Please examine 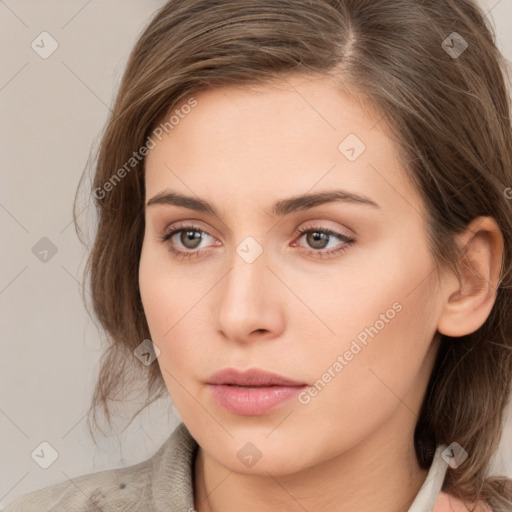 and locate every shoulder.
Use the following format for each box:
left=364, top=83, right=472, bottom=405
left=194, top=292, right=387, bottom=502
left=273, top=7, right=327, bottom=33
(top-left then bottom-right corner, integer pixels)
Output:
left=3, top=423, right=197, bottom=512
left=3, top=453, right=155, bottom=512
left=433, top=490, right=493, bottom=512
